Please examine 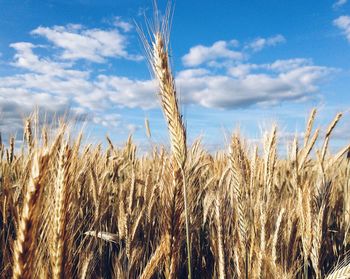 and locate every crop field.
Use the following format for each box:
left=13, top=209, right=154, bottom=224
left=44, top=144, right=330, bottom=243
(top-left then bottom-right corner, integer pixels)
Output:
left=1, top=3, right=350, bottom=279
